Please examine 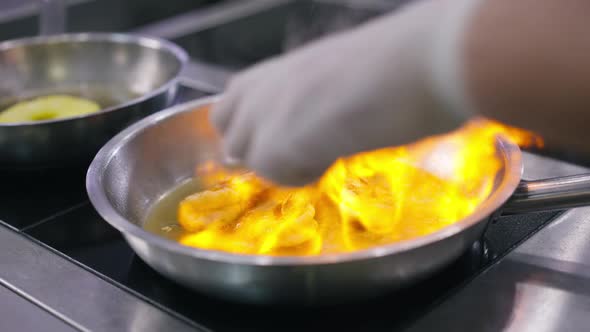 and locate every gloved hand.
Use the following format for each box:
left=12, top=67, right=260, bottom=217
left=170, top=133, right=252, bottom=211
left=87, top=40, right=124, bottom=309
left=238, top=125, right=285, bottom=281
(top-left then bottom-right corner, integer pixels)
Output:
left=211, top=0, right=477, bottom=186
